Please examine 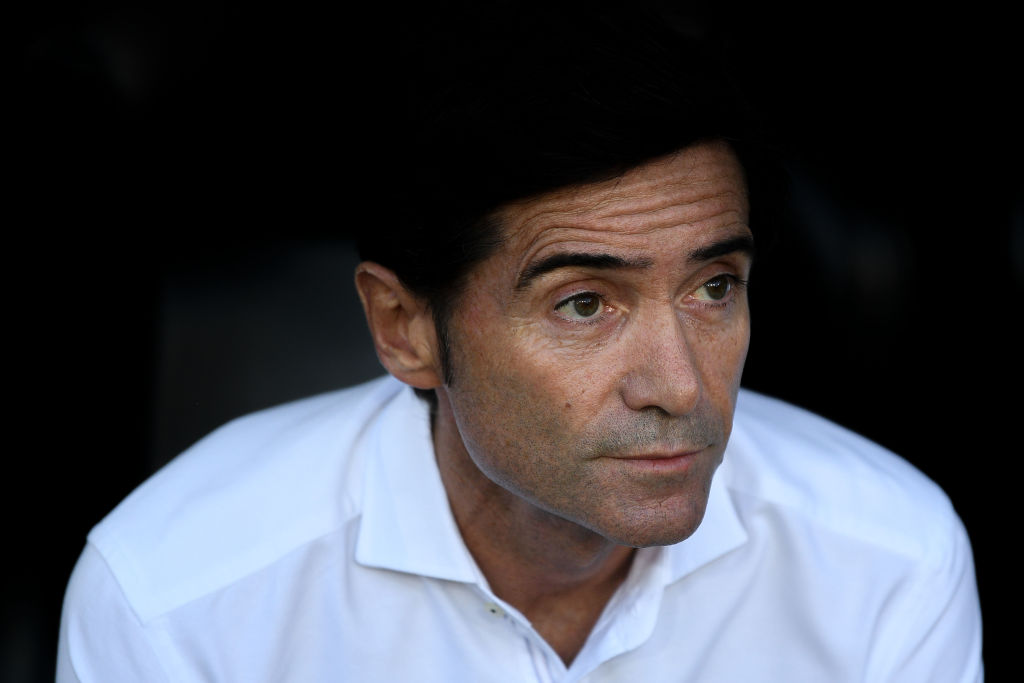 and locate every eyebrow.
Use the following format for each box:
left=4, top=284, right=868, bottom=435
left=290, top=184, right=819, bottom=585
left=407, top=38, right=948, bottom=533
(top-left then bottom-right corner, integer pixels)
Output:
left=514, top=233, right=756, bottom=290
left=515, top=253, right=654, bottom=290
left=688, top=234, right=756, bottom=264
